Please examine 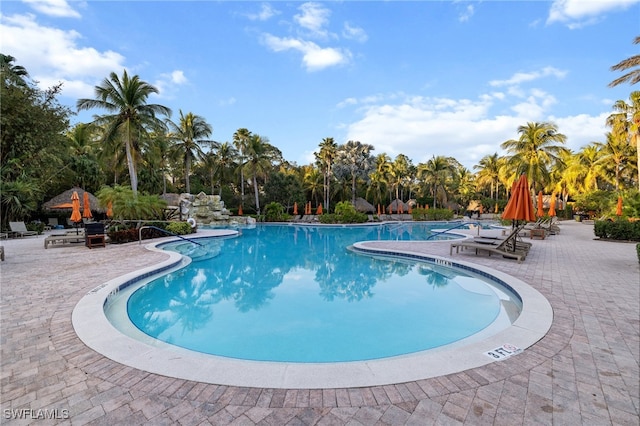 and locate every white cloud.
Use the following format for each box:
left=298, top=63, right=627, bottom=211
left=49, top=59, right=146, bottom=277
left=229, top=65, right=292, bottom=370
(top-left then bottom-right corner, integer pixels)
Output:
left=261, top=33, right=351, bottom=71
left=342, top=86, right=610, bottom=169
left=458, top=4, right=475, bottom=22
left=23, top=0, right=81, bottom=18
left=547, top=0, right=640, bottom=27
left=489, top=67, right=567, bottom=87
left=246, top=3, right=278, bottom=21
left=342, top=22, right=368, bottom=43
left=0, top=13, right=125, bottom=98
left=154, top=70, right=188, bottom=99
left=294, top=2, right=331, bottom=39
